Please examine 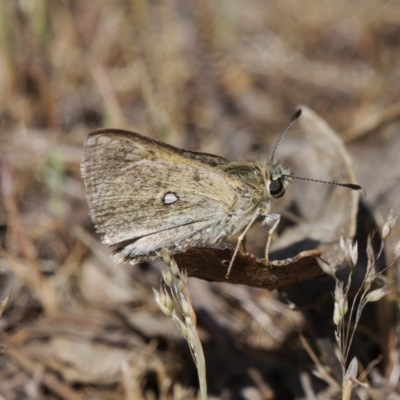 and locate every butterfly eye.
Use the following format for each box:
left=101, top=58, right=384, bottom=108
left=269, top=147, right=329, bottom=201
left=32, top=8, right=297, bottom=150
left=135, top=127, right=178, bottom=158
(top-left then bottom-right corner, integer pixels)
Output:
left=269, top=178, right=285, bottom=198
